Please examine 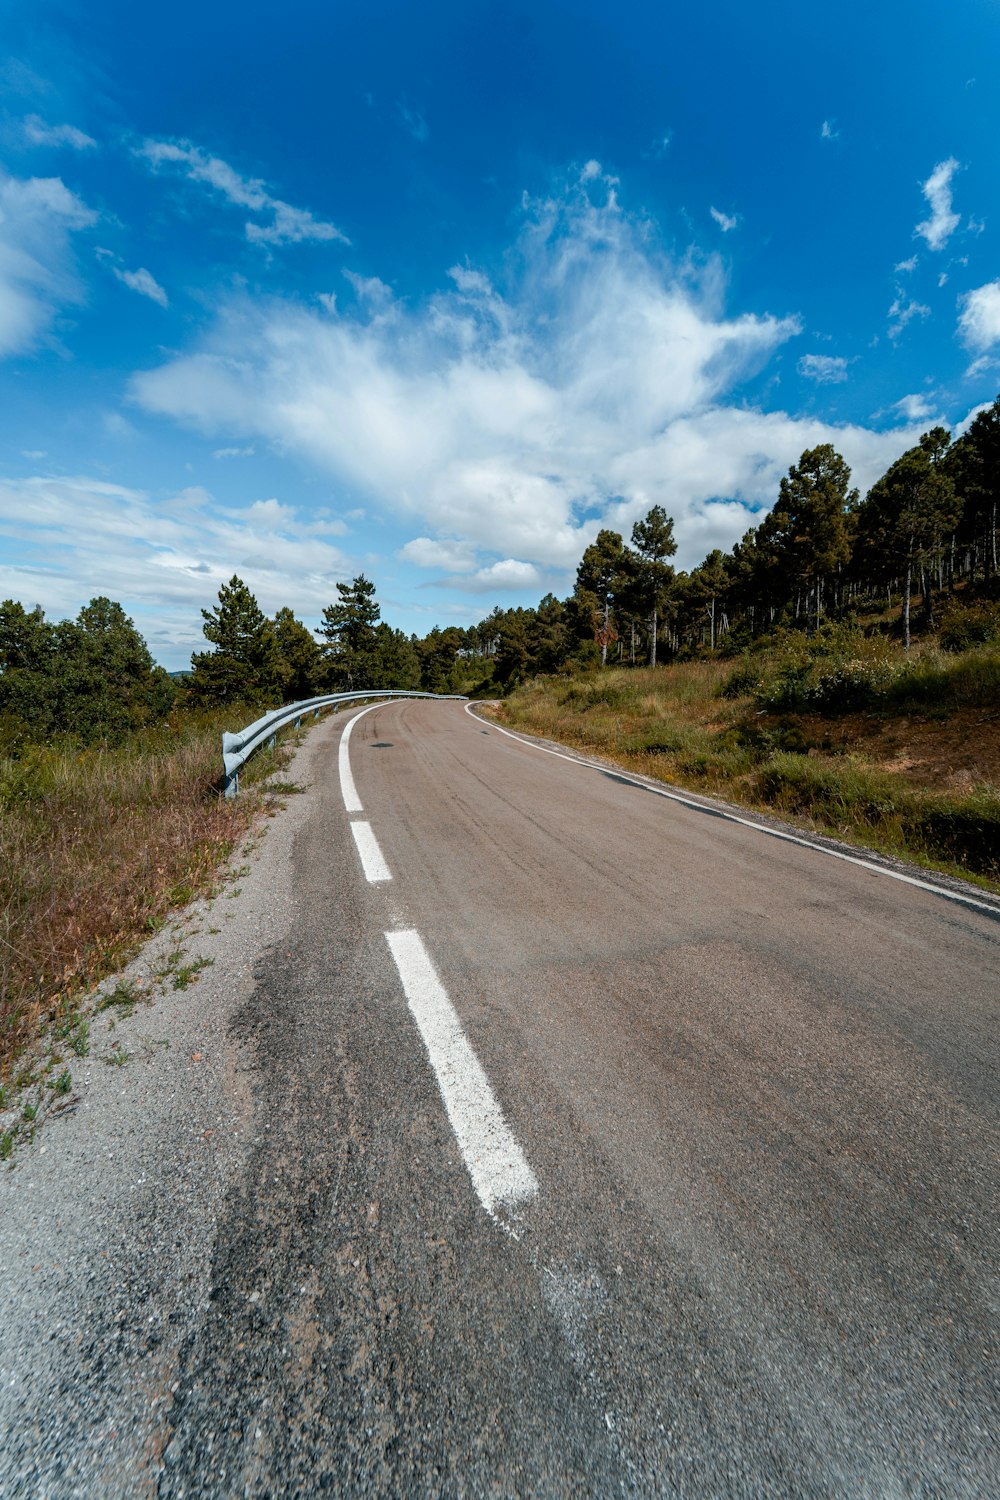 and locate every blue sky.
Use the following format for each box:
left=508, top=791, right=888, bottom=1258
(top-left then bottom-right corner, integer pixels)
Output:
left=1, top=0, right=998, bottom=668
